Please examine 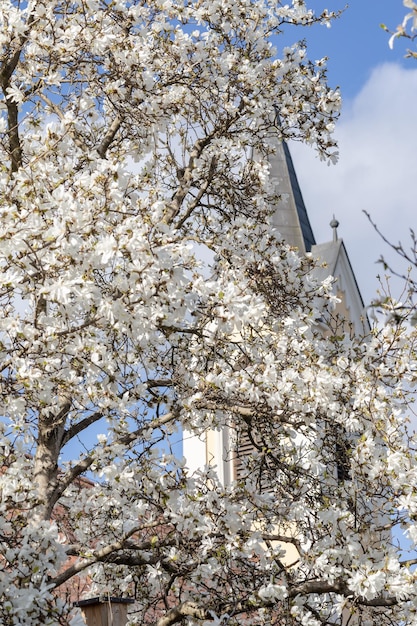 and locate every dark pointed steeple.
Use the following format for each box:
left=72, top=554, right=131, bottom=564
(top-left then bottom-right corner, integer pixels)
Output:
left=269, top=140, right=316, bottom=253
